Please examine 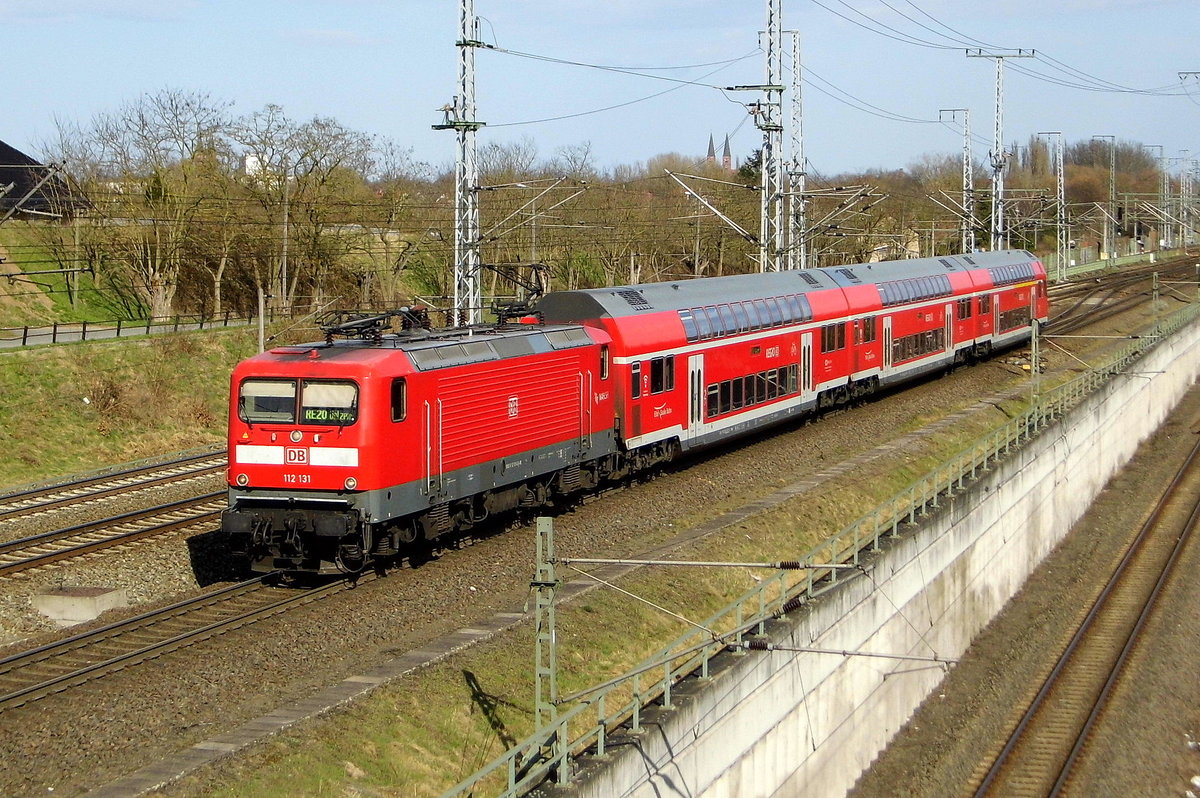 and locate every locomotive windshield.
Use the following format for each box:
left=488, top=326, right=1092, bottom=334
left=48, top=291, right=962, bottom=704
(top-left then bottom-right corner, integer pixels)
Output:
left=300, top=380, right=358, bottom=426
left=239, top=379, right=297, bottom=423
